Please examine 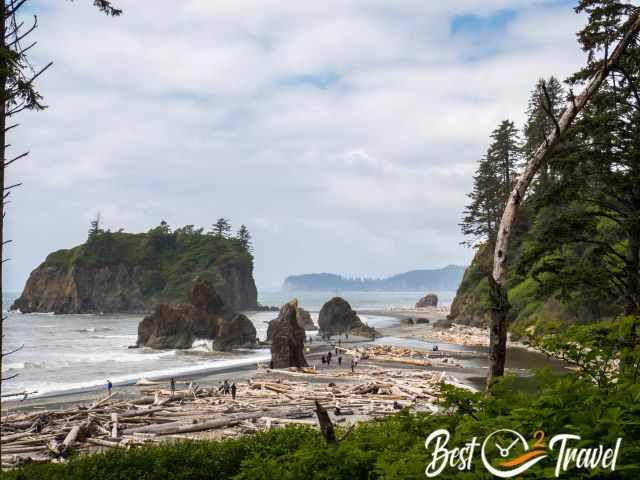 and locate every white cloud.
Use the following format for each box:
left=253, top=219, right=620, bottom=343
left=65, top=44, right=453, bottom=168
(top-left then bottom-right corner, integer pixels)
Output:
left=4, top=0, right=588, bottom=290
